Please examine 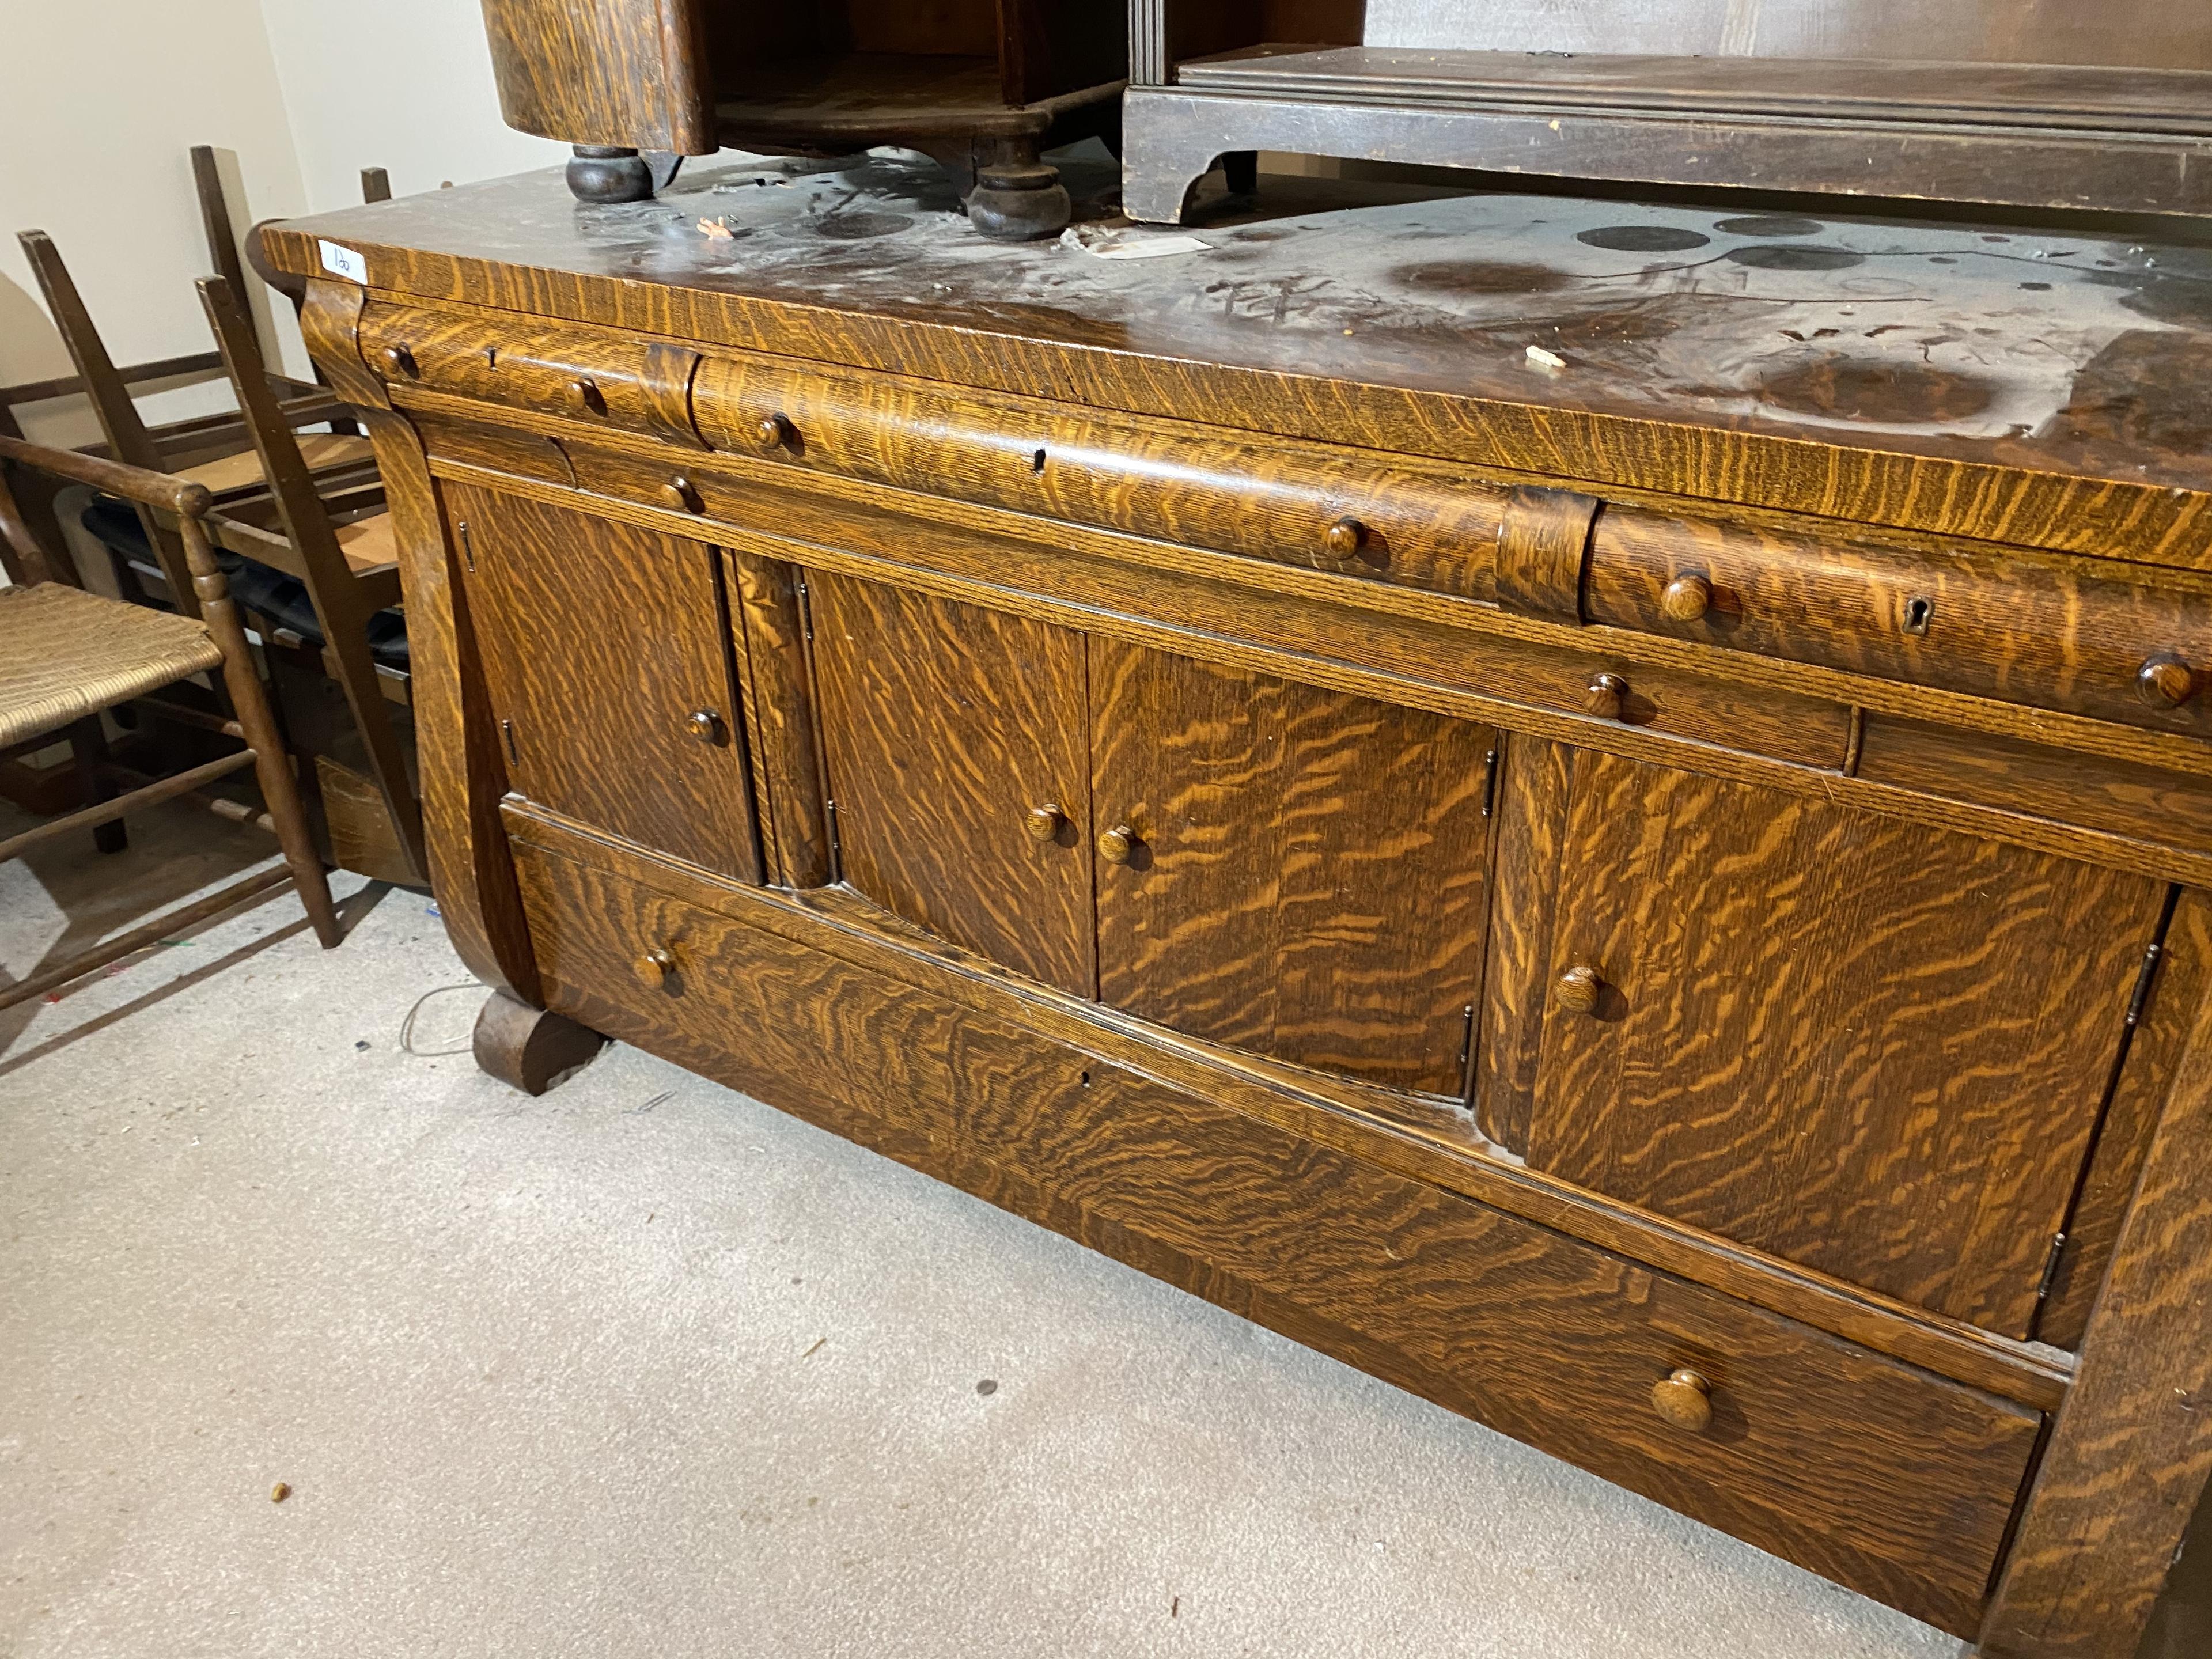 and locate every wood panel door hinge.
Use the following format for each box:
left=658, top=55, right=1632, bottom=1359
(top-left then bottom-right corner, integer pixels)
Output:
left=1479, top=745, right=1501, bottom=817
left=2037, top=1231, right=2069, bottom=1302
left=2124, top=940, right=2165, bottom=1032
